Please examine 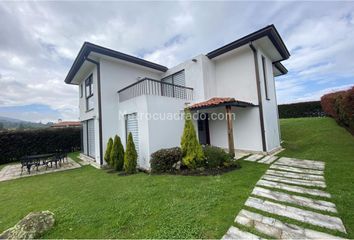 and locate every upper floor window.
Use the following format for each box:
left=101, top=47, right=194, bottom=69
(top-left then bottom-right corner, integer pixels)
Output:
left=161, top=70, right=185, bottom=86
left=261, top=56, right=270, bottom=100
left=80, top=83, right=83, bottom=98
left=85, top=75, right=94, bottom=111
left=161, top=70, right=186, bottom=98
